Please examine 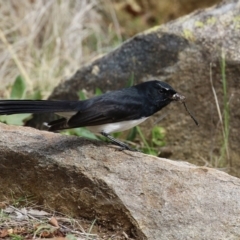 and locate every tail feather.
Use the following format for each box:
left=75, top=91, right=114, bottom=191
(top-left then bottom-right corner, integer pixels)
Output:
left=47, top=118, right=69, bottom=132
left=0, top=100, right=80, bottom=115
